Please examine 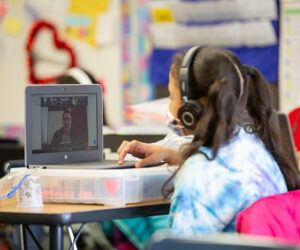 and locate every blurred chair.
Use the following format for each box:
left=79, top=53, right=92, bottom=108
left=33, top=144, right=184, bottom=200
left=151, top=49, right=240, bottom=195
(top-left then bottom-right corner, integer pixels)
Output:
left=0, top=139, right=24, bottom=177
left=3, top=159, right=25, bottom=175
left=147, top=233, right=297, bottom=250
left=236, top=113, right=300, bottom=244
left=236, top=190, right=300, bottom=246
left=0, top=138, right=19, bottom=145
